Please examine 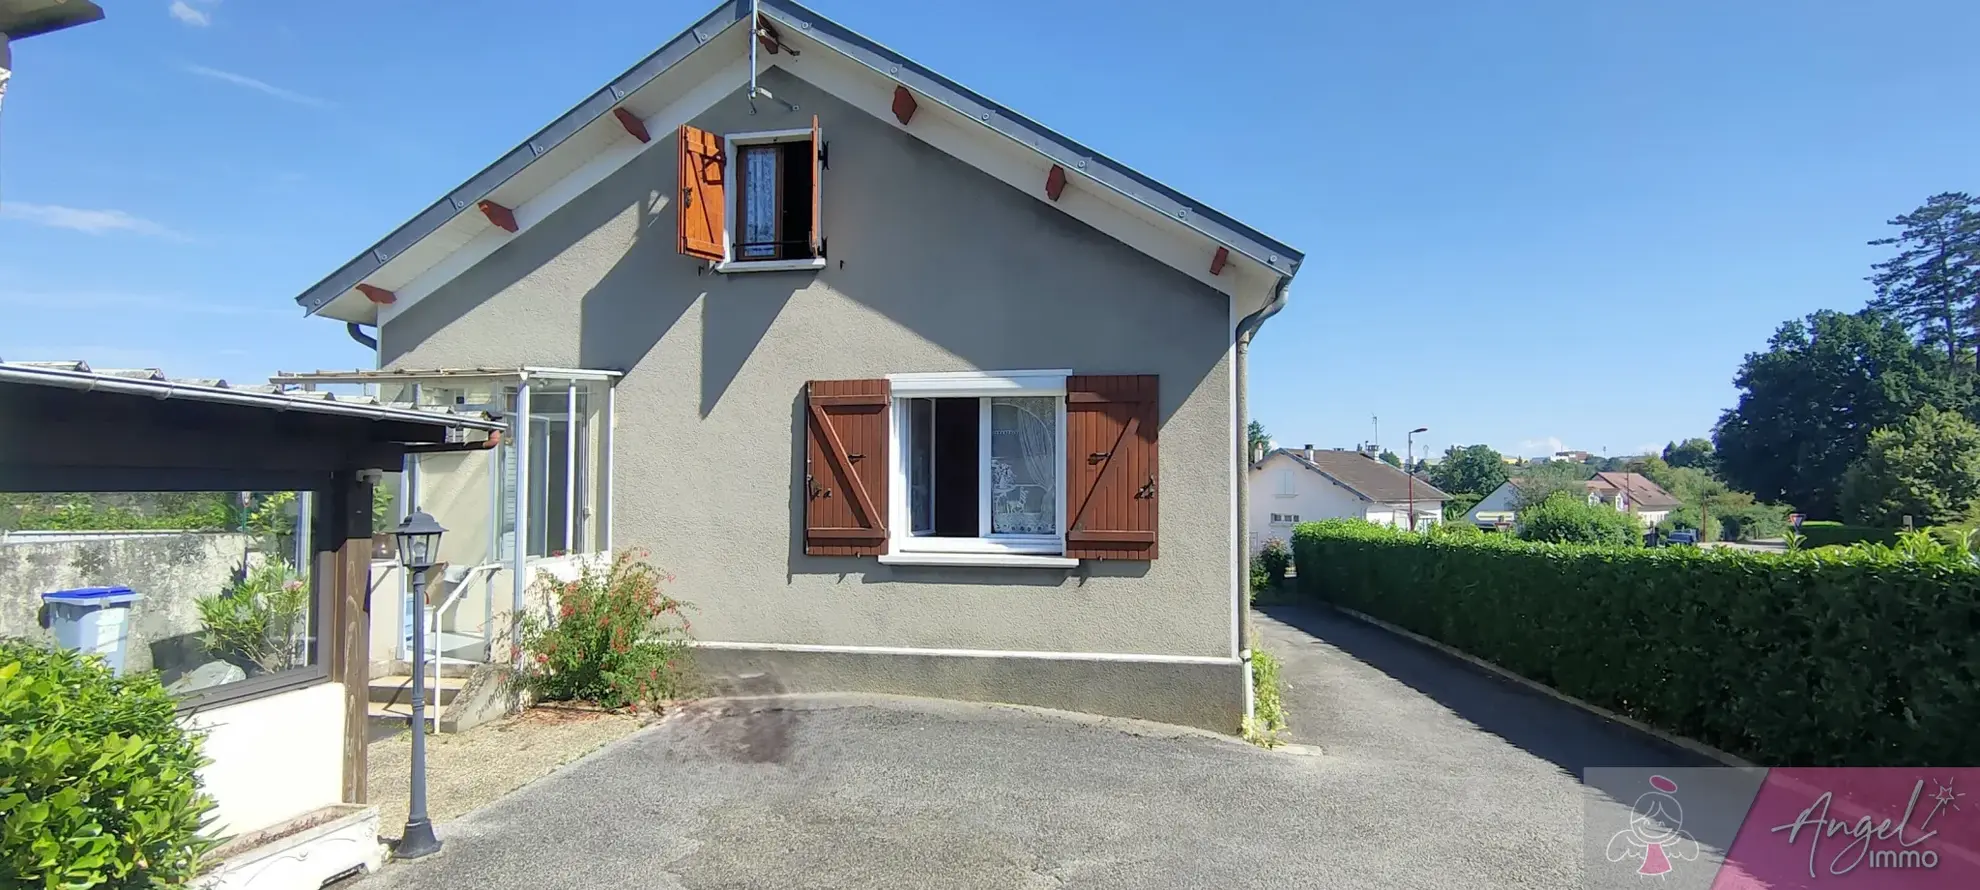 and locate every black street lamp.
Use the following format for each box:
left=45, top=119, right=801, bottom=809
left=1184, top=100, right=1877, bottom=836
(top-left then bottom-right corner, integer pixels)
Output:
left=393, top=510, right=446, bottom=860
left=1407, top=427, right=1429, bottom=531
